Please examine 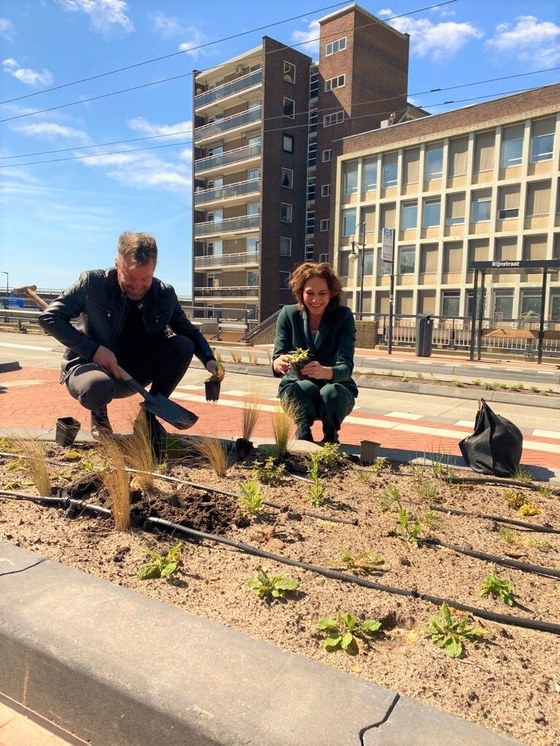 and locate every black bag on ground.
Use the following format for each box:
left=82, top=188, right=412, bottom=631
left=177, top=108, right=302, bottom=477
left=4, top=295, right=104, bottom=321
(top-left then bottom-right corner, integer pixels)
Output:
left=459, top=398, right=523, bottom=477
